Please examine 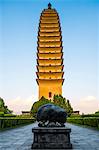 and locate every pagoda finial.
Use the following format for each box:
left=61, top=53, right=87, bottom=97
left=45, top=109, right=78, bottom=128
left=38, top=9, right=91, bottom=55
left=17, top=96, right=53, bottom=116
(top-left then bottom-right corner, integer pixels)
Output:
left=48, top=3, right=52, bottom=9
